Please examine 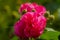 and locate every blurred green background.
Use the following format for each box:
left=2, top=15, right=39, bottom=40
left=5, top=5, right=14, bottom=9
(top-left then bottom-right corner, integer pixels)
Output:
left=0, top=0, right=60, bottom=40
